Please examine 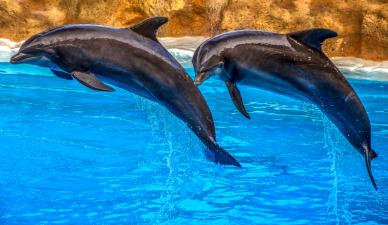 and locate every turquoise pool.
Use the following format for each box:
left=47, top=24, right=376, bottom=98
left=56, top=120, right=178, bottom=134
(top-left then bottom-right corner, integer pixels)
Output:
left=0, top=54, right=387, bottom=224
